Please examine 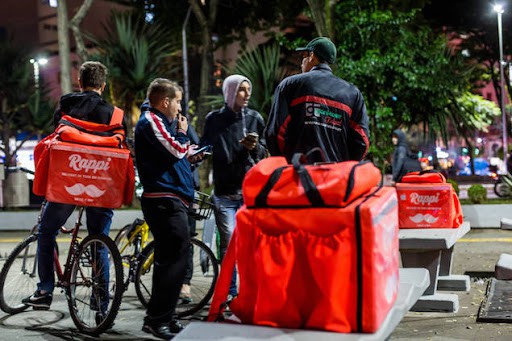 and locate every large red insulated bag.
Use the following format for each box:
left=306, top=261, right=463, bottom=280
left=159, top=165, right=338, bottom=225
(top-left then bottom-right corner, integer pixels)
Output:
left=397, top=170, right=463, bottom=228
left=208, top=155, right=400, bottom=333
left=33, top=107, right=134, bottom=208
